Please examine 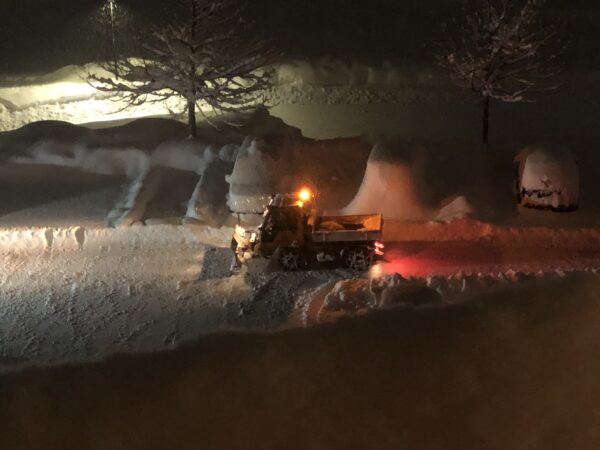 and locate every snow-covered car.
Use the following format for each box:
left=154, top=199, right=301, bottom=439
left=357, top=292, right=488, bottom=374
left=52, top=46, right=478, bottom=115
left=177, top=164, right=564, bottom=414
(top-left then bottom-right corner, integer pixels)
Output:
left=515, top=145, right=579, bottom=211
